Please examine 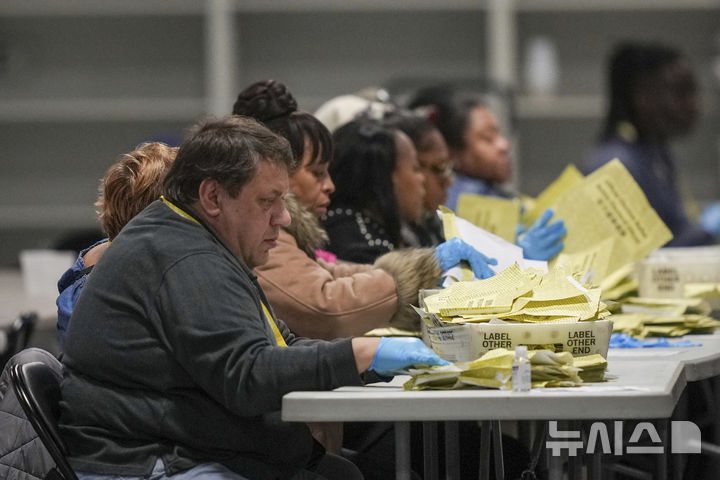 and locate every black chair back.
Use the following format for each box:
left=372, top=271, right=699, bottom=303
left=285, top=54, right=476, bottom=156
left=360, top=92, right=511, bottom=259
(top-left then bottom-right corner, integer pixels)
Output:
left=10, top=358, right=78, bottom=480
